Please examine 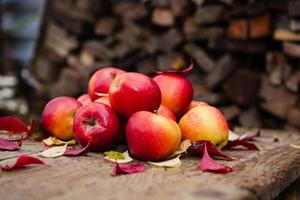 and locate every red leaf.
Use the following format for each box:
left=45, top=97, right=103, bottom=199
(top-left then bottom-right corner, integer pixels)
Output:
left=0, top=117, right=29, bottom=133
left=63, top=140, right=90, bottom=156
left=200, top=142, right=232, bottom=173
left=112, top=163, right=146, bottom=176
left=188, top=140, right=233, bottom=161
left=1, top=155, right=46, bottom=171
left=0, top=138, right=22, bottom=151
left=225, top=140, right=259, bottom=151
left=154, top=58, right=194, bottom=76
